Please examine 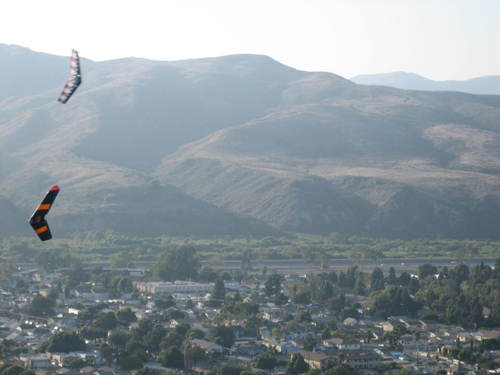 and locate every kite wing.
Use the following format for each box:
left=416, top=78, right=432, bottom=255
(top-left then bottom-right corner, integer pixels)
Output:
left=29, top=185, right=60, bottom=241
left=57, top=50, right=81, bottom=104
